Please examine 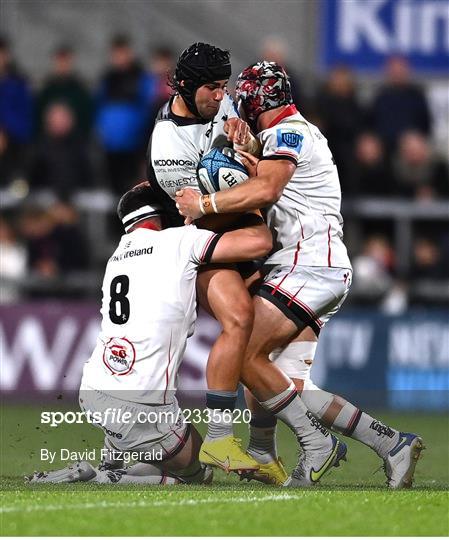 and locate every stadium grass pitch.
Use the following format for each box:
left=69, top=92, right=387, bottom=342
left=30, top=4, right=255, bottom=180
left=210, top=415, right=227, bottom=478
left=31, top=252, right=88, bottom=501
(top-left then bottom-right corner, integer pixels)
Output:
left=1, top=406, right=448, bottom=536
